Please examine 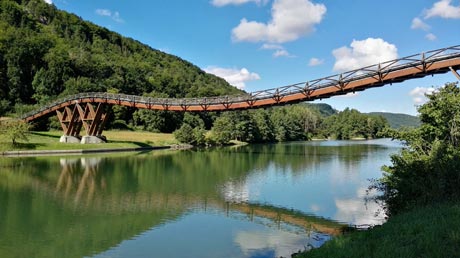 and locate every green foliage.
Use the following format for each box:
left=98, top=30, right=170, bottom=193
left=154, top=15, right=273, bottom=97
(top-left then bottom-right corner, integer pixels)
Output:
left=210, top=114, right=234, bottom=145
left=207, top=105, right=389, bottom=145
left=183, top=113, right=205, bottom=129
left=0, top=0, right=240, bottom=130
left=133, top=109, right=182, bottom=133
left=209, top=105, right=325, bottom=145
left=174, top=123, right=195, bottom=144
left=375, top=82, right=460, bottom=216
left=251, top=109, right=275, bottom=142
left=173, top=113, right=207, bottom=146
left=0, top=99, right=10, bottom=116
left=321, top=108, right=389, bottom=140
left=0, top=119, right=30, bottom=145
